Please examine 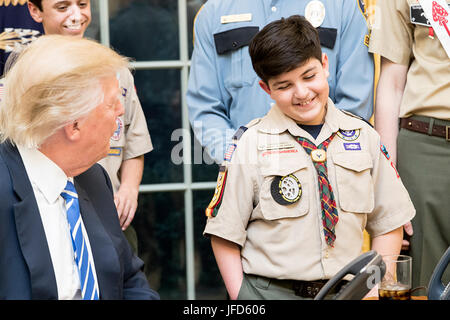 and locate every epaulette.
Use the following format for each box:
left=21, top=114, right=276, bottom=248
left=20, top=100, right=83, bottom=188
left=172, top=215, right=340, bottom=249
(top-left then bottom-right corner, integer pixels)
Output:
left=205, top=118, right=261, bottom=218
left=340, top=109, right=374, bottom=128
